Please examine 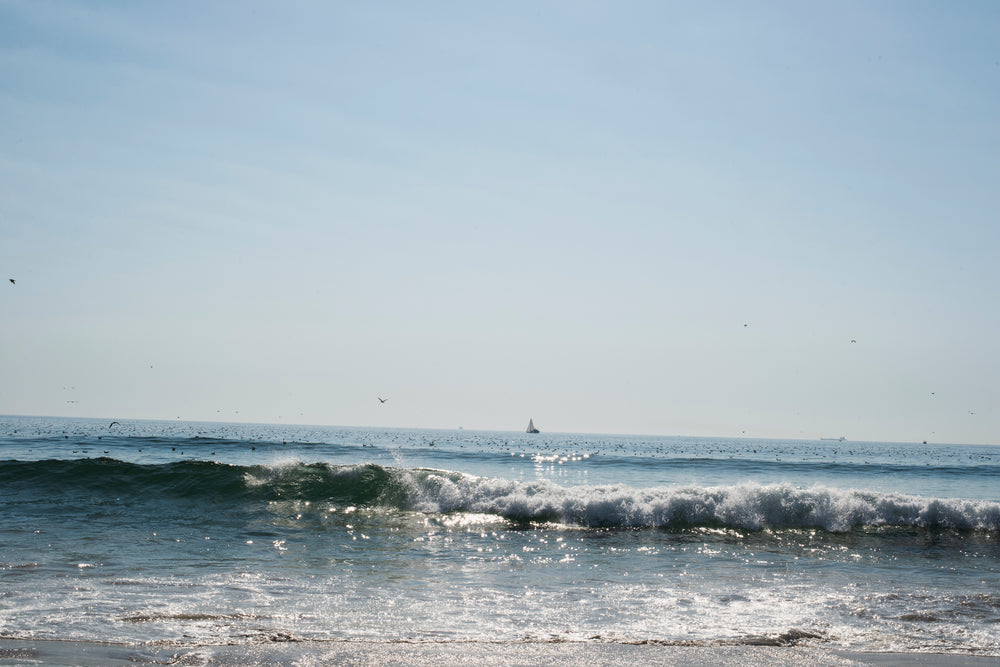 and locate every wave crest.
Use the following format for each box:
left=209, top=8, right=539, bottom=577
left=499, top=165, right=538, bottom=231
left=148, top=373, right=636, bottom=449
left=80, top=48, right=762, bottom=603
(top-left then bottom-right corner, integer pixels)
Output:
left=400, top=472, right=1000, bottom=531
left=3, top=458, right=997, bottom=532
